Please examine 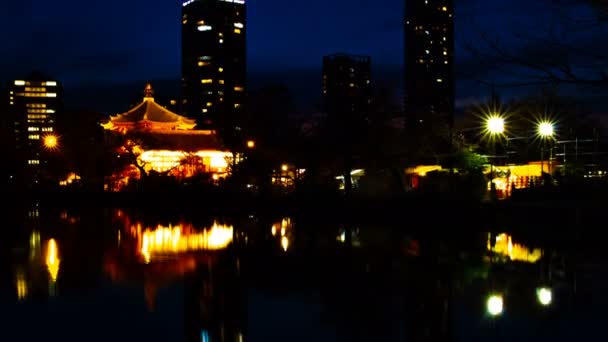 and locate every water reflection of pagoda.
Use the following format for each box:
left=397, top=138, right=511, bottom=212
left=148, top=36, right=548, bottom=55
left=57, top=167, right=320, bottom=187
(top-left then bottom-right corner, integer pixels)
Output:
left=104, top=211, right=247, bottom=341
